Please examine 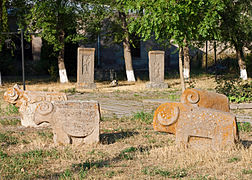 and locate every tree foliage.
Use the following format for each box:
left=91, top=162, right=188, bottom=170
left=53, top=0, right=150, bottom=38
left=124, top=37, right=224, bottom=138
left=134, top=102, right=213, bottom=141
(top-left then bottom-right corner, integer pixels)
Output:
left=0, top=0, right=8, bottom=50
left=26, top=0, right=84, bottom=52
left=121, top=0, right=225, bottom=47
left=218, top=0, right=252, bottom=51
